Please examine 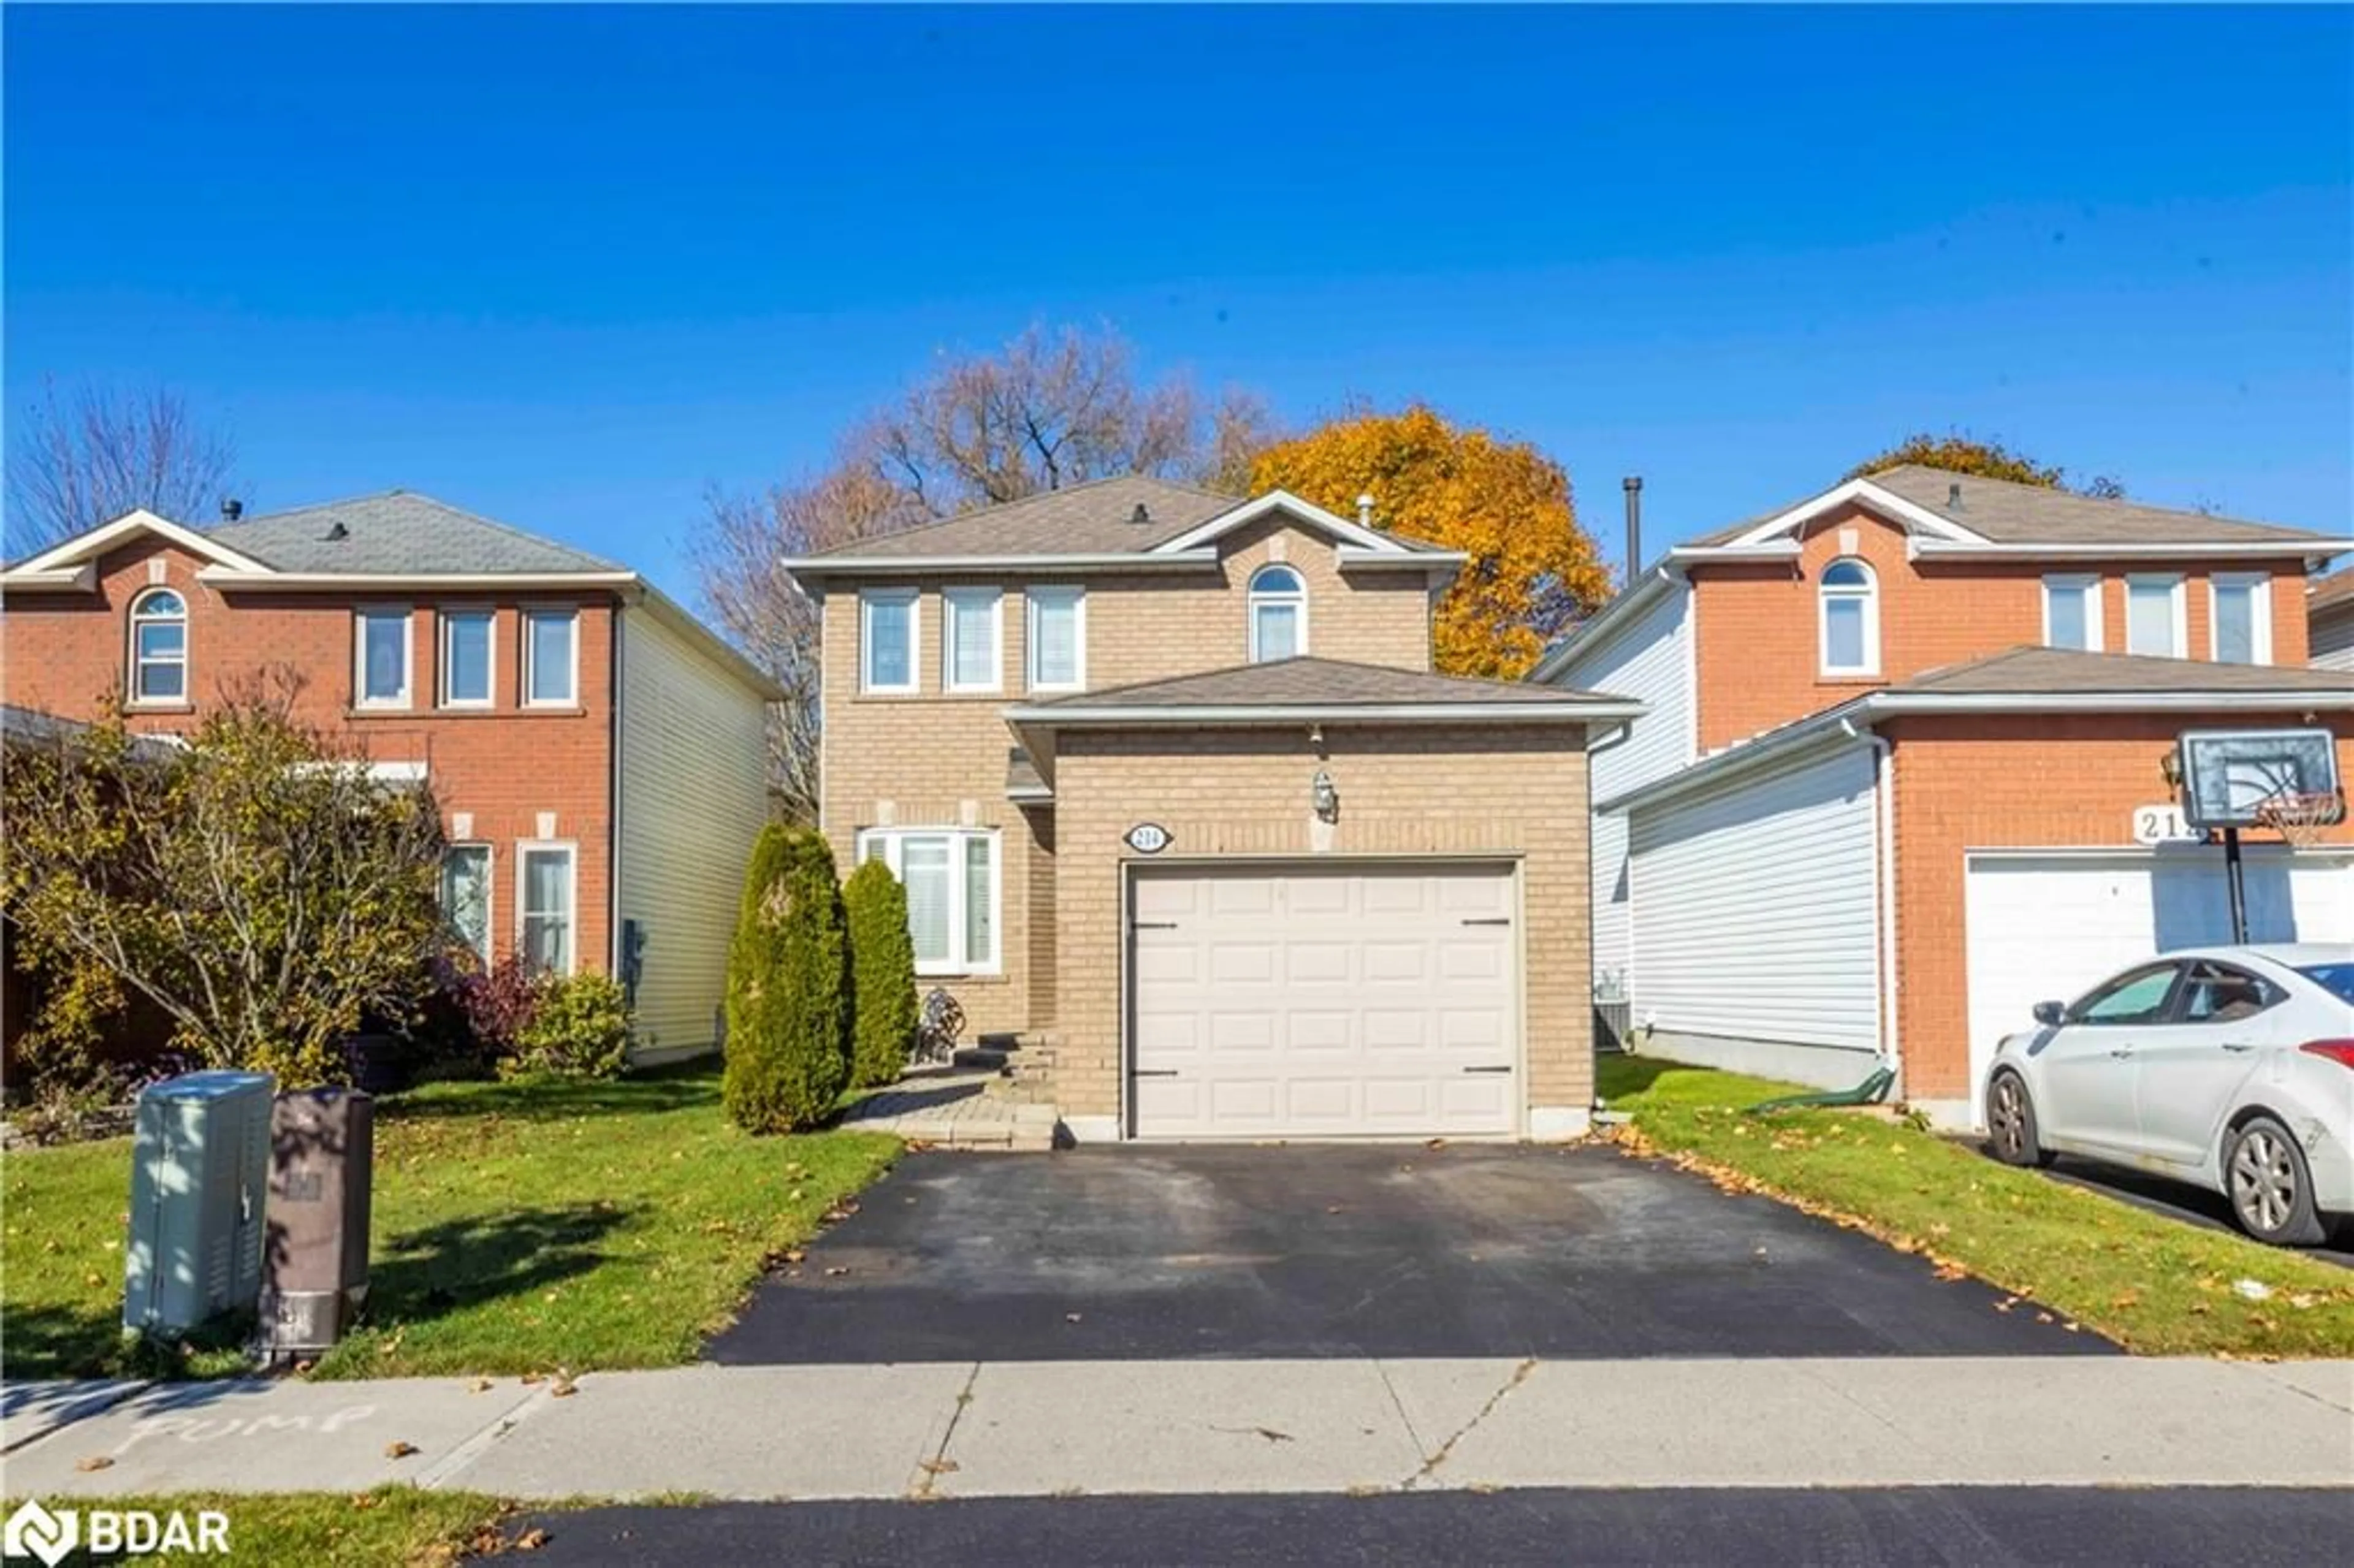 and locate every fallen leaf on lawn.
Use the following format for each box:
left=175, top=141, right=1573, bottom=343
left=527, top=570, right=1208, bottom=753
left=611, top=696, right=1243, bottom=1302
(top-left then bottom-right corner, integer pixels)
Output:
left=782, top=1250, right=805, bottom=1265
left=1932, top=1263, right=1968, bottom=1282
left=76, top=1455, right=113, bottom=1472
left=470, top=1377, right=494, bottom=1393
left=550, top=1377, right=577, bottom=1398
left=2109, top=1290, right=2141, bottom=1310
left=2288, top=1292, right=2319, bottom=1310
left=512, top=1528, right=549, bottom=1551
left=385, top=1441, right=419, bottom=1460
left=520, top=1372, right=546, bottom=1385
left=351, top=1494, right=377, bottom=1510
left=2232, top=1279, right=2274, bottom=1302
